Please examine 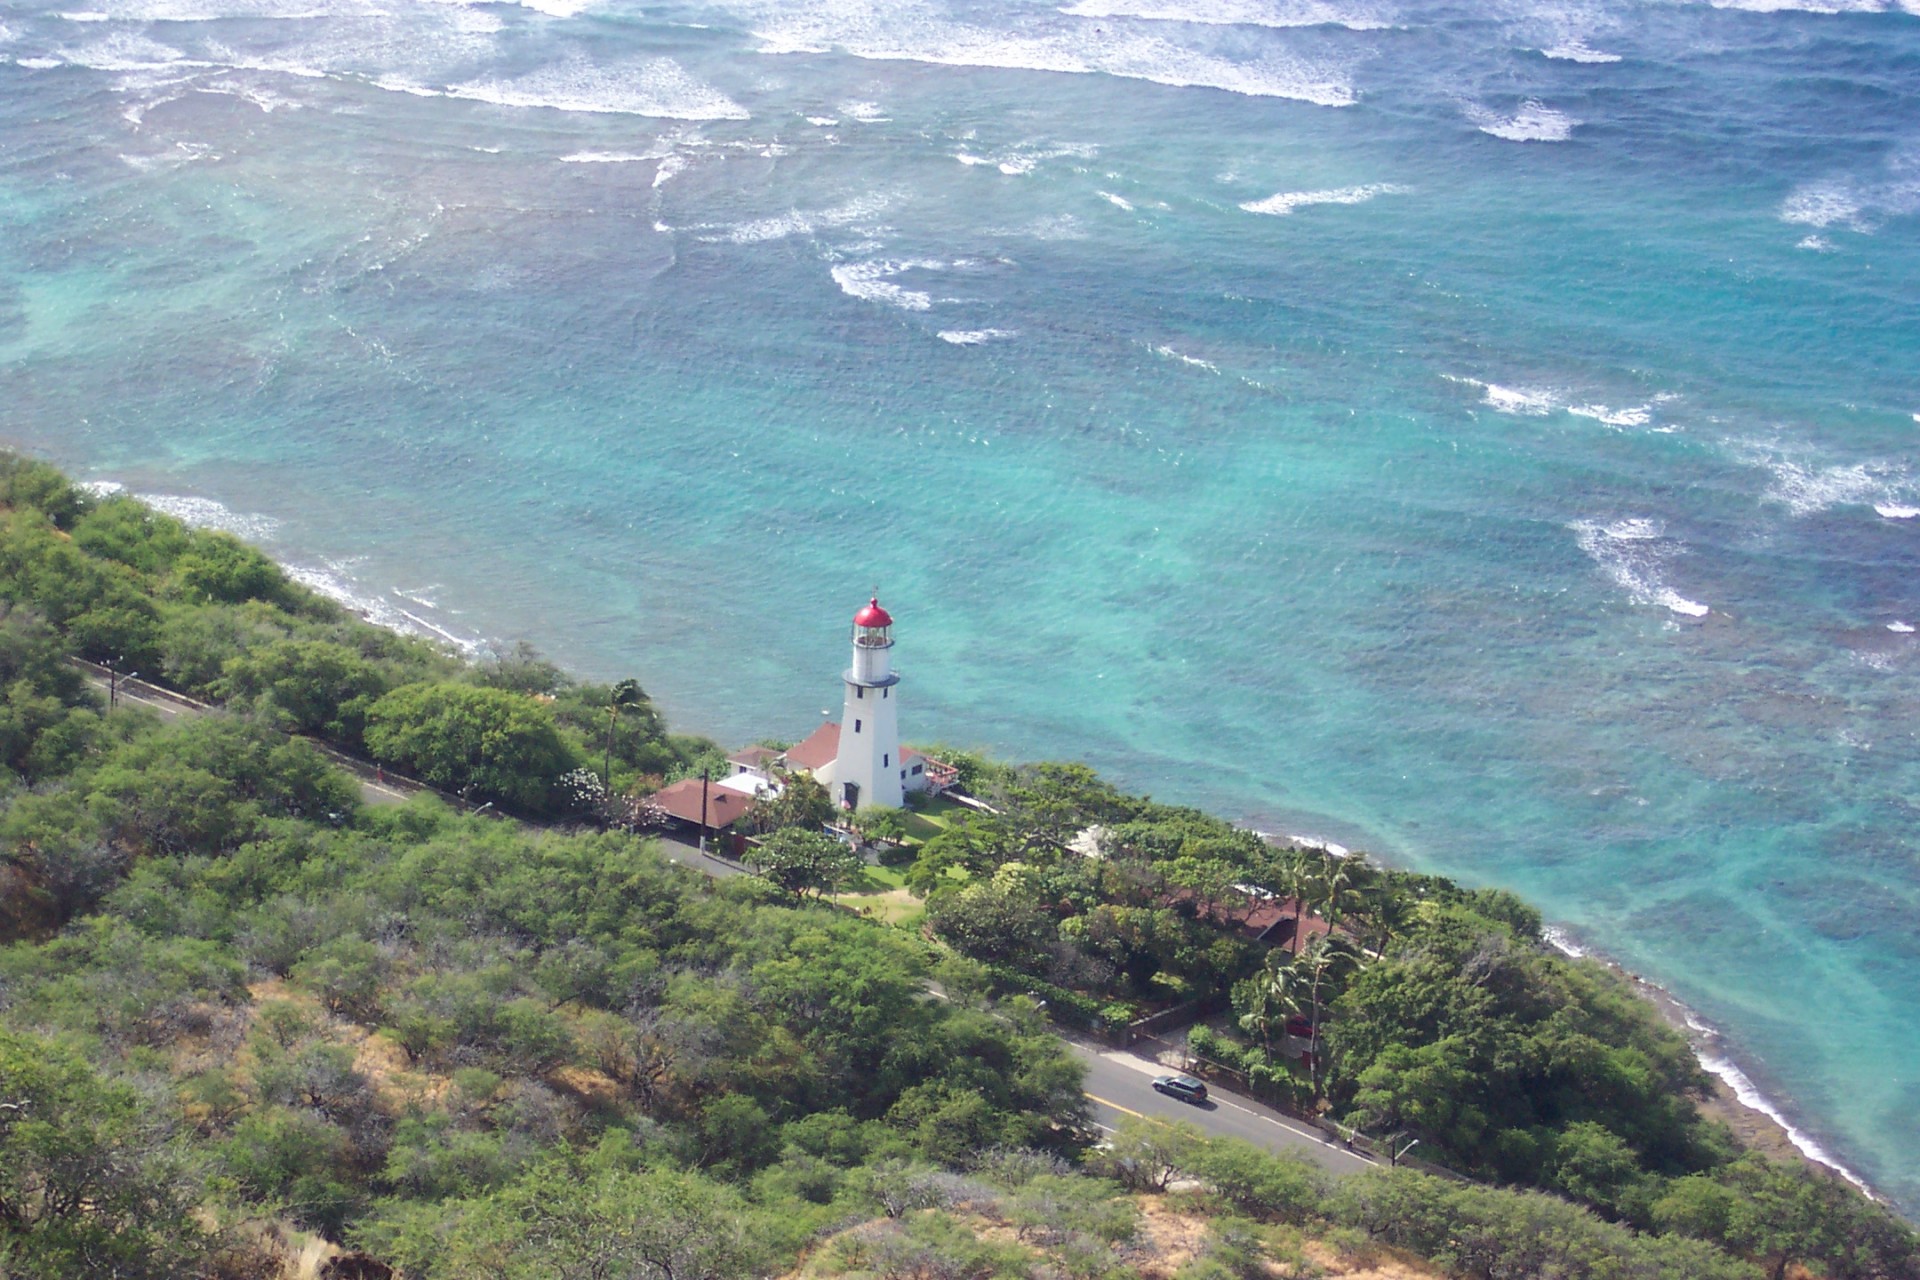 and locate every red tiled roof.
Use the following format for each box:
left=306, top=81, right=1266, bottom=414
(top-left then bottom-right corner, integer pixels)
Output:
left=1166, top=888, right=1333, bottom=947
left=650, top=777, right=755, bottom=829
left=785, top=722, right=841, bottom=772
left=727, top=745, right=781, bottom=767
